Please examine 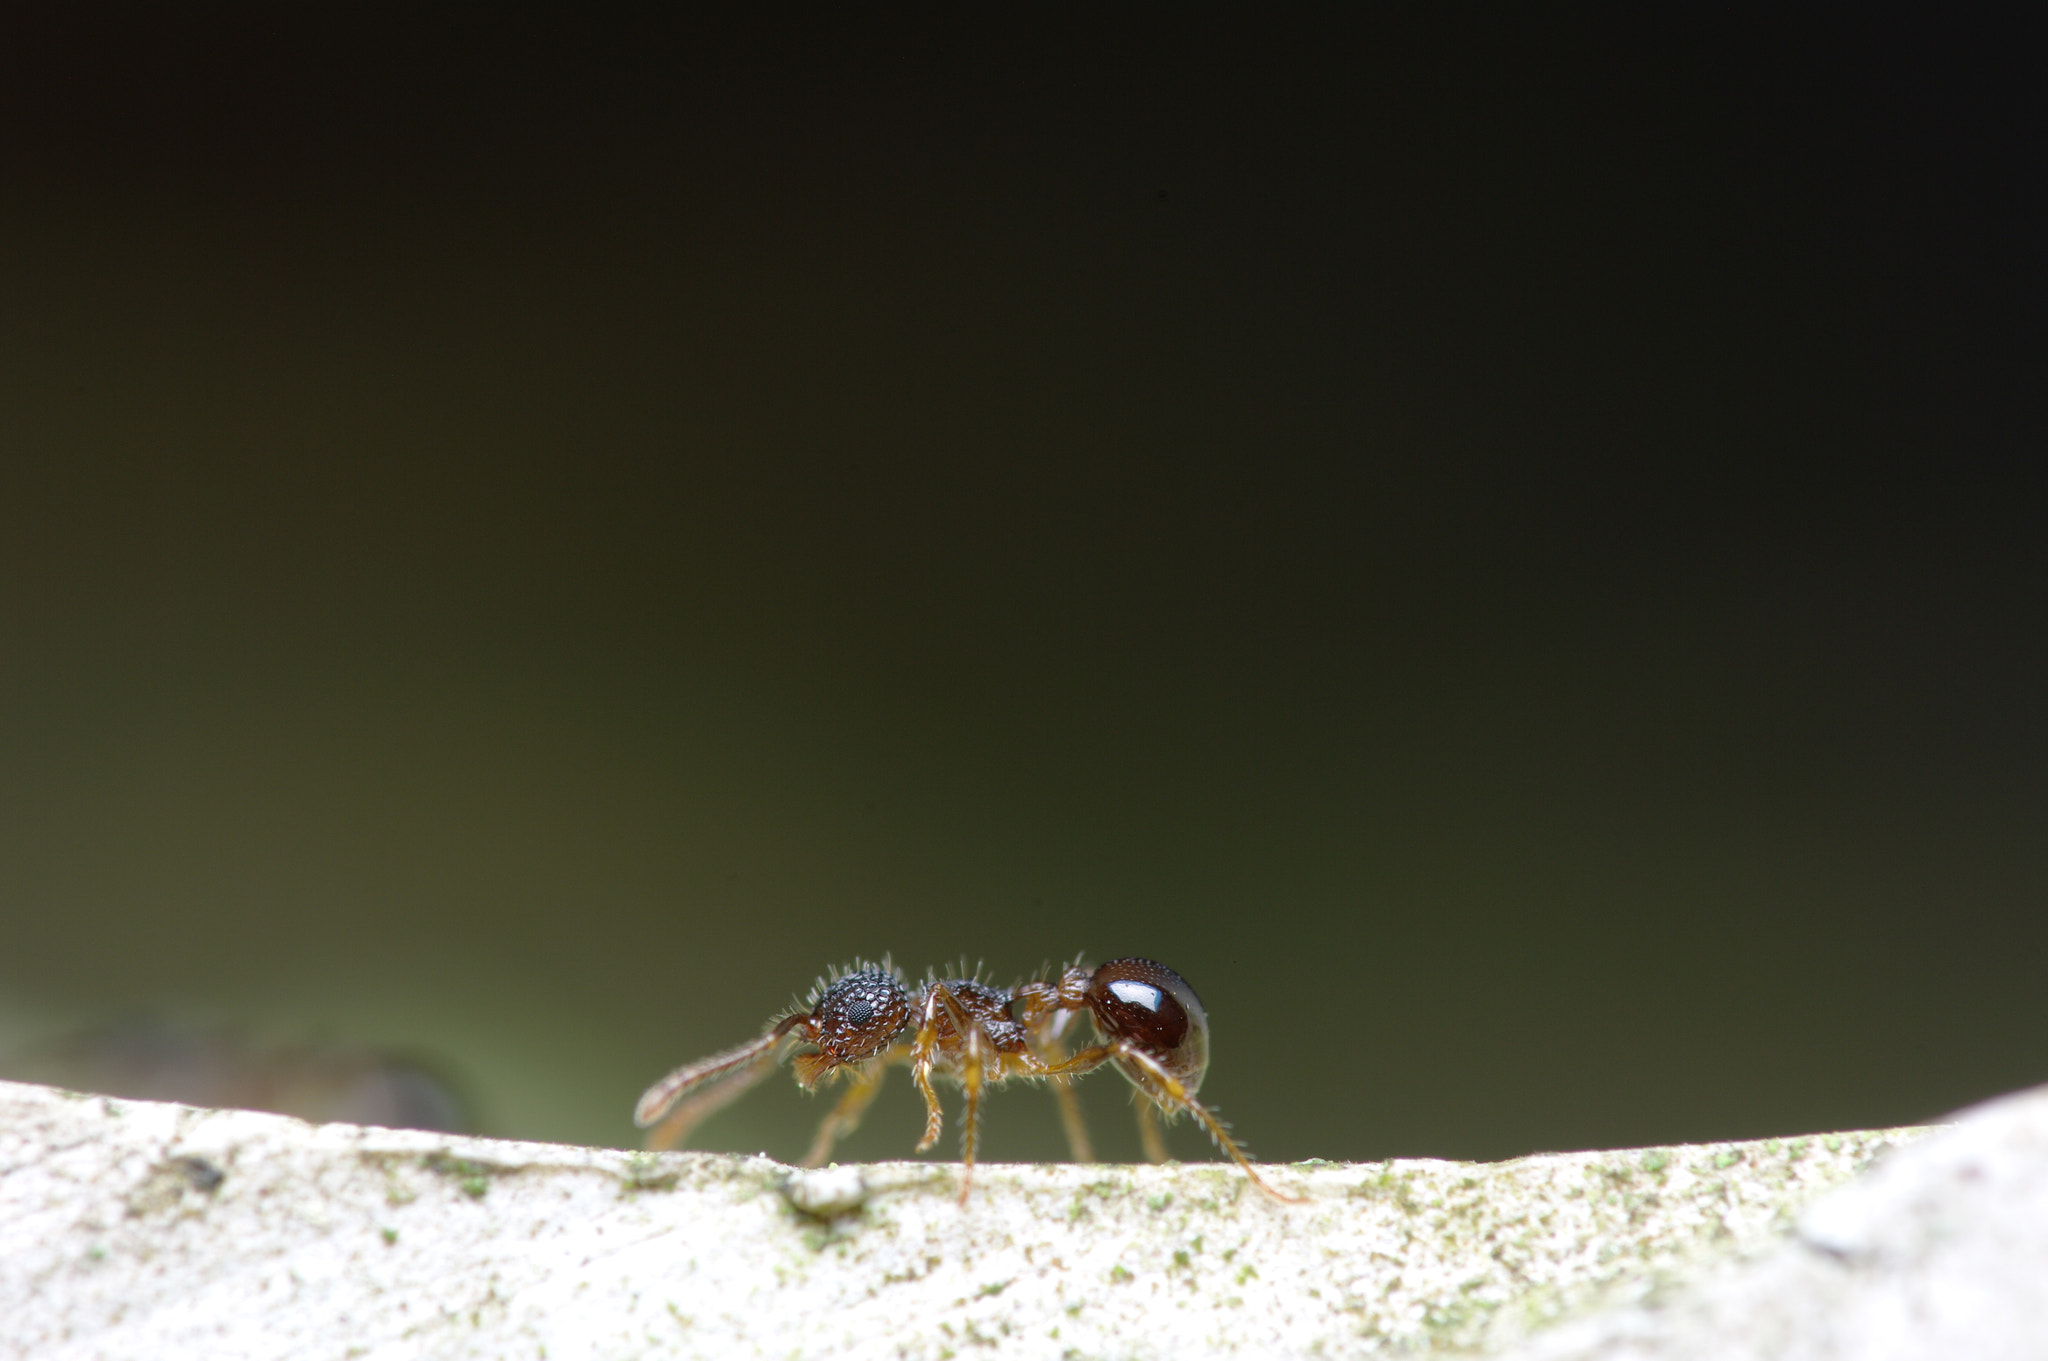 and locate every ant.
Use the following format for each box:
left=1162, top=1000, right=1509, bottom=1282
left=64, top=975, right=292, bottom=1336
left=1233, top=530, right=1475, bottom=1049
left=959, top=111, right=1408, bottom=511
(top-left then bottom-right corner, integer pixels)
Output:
left=633, top=956, right=1300, bottom=1203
